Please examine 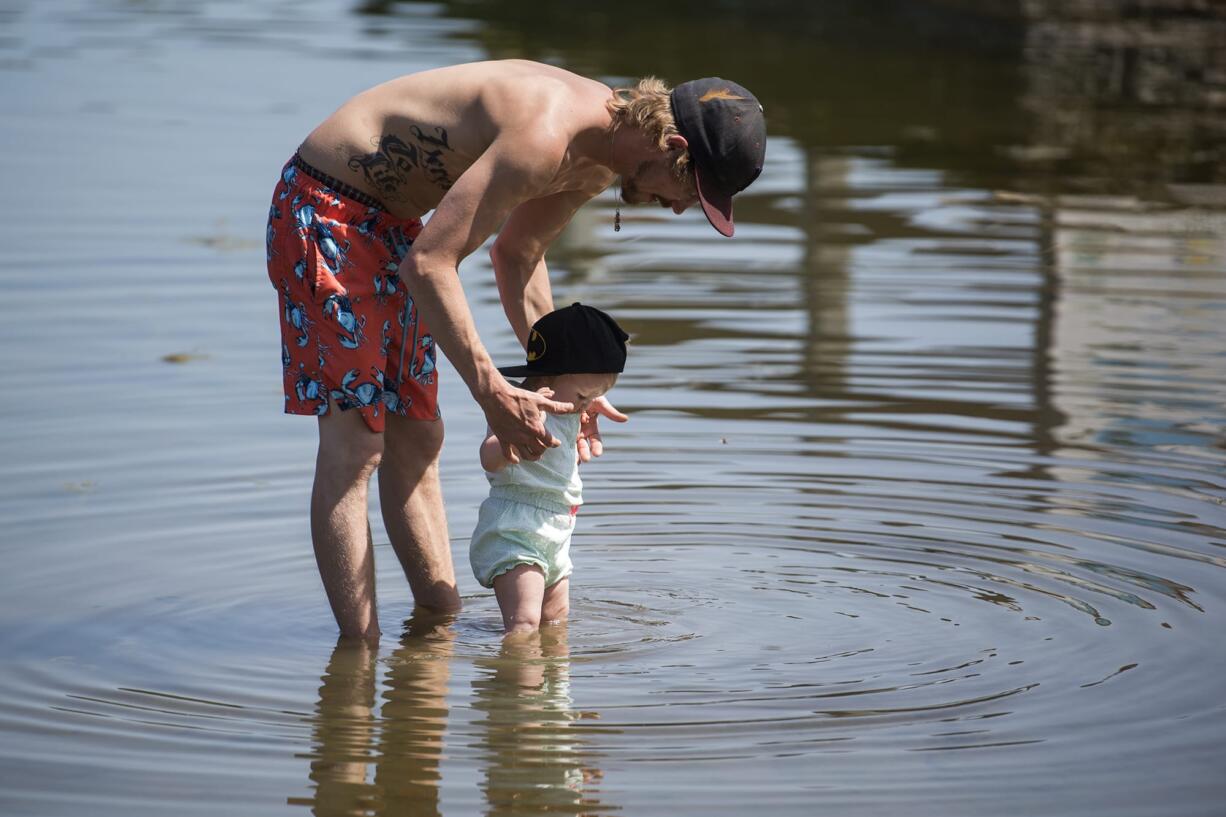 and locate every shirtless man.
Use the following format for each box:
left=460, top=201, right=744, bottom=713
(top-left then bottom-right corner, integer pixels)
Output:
left=266, top=60, right=766, bottom=639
